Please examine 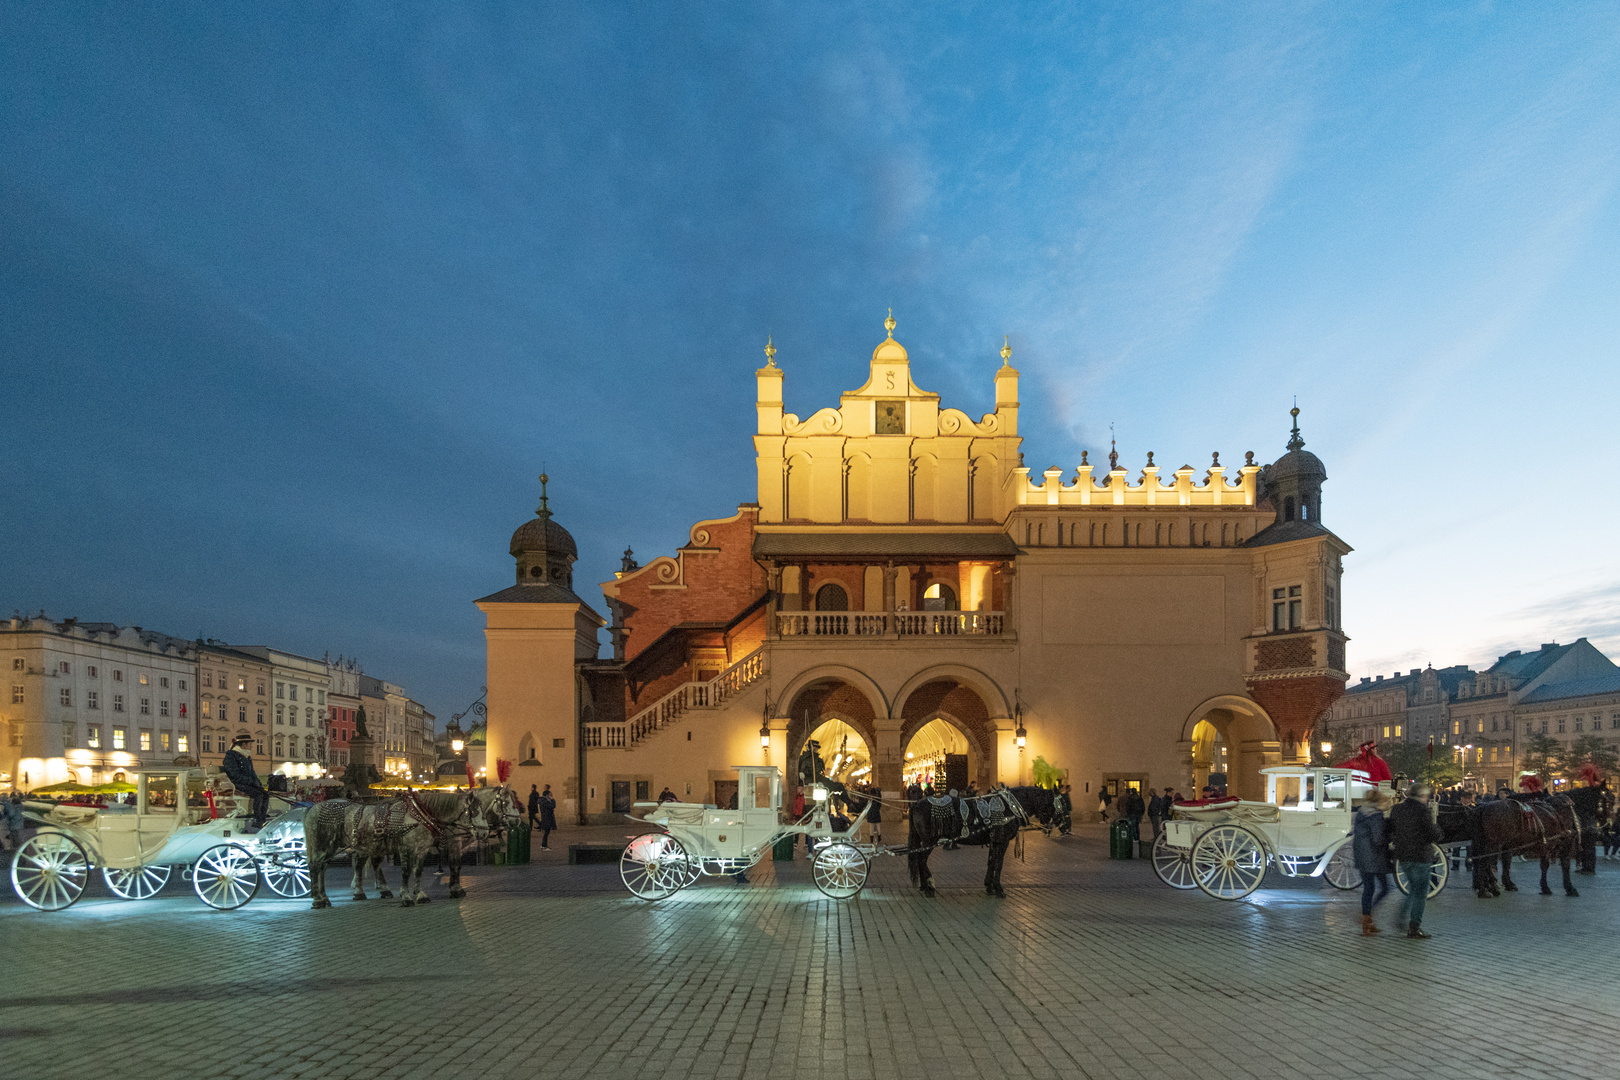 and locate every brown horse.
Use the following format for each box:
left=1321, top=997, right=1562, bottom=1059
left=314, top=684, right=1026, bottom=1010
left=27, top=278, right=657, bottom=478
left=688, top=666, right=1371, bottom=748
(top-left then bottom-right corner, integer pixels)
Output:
left=1475, top=794, right=1581, bottom=897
